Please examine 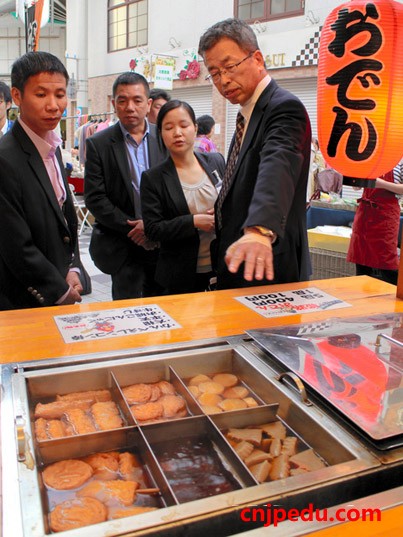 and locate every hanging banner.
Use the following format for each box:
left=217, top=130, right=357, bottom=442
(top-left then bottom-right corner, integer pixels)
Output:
left=153, top=57, right=175, bottom=90
left=25, top=0, right=45, bottom=52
